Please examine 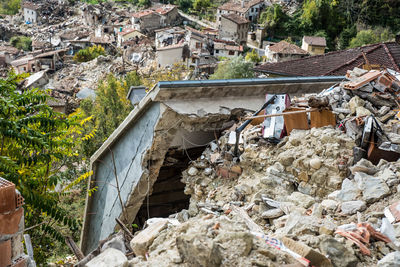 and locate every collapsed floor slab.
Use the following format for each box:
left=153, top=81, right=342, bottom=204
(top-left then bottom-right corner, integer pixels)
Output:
left=80, top=76, right=344, bottom=254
